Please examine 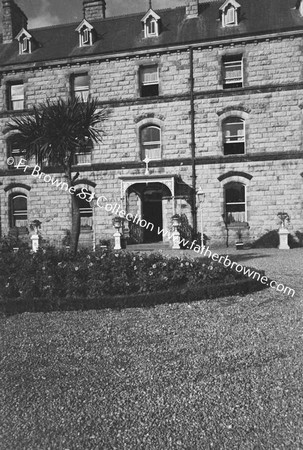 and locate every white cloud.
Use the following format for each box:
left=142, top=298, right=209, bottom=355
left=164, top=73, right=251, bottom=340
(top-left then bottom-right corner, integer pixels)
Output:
left=28, top=0, right=60, bottom=28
